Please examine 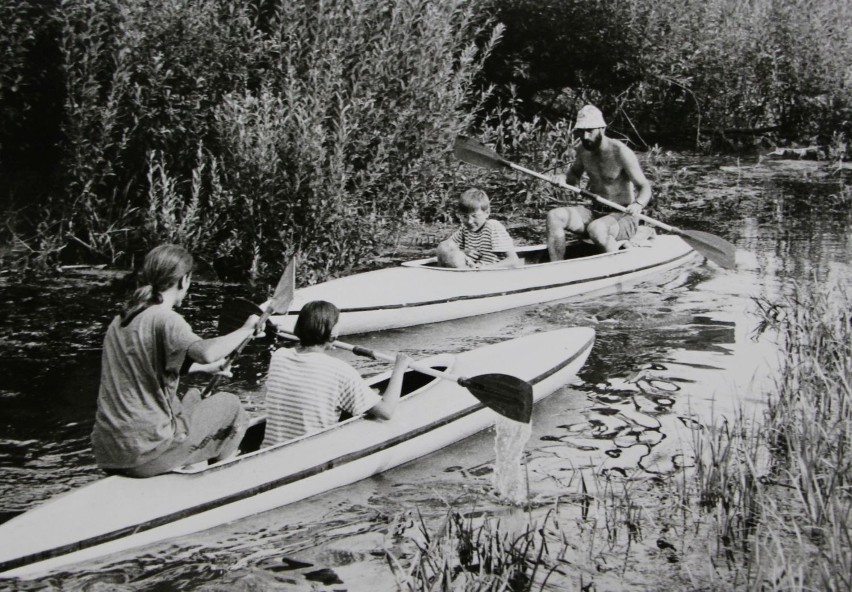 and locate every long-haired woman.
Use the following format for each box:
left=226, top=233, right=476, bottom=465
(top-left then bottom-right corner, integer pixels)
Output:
left=92, top=244, right=259, bottom=477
